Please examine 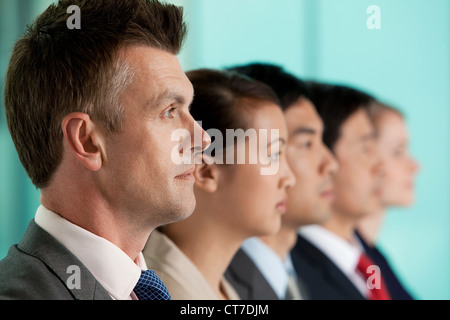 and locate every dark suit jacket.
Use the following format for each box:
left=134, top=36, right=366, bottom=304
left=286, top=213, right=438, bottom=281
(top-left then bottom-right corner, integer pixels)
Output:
left=225, top=249, right=279, bottom=300
left=0, top=220, right=111, bottom=300
left=291, top=234, right=366, bottom=300
left=225, top=248, right=309, bottom=300
left=355, top=231, right=414, bottom=300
